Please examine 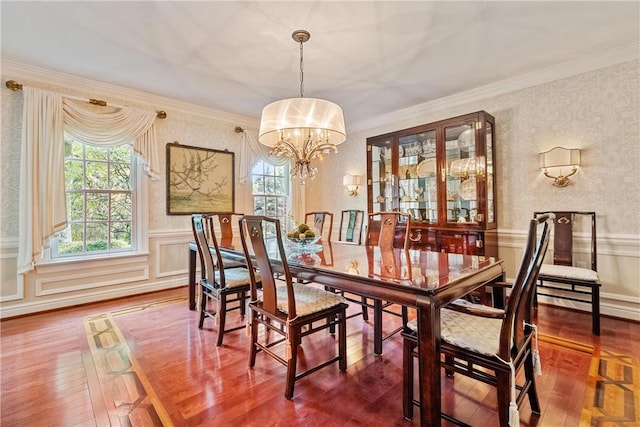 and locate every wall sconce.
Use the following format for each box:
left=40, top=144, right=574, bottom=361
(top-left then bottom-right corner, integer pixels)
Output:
left=539, top=147, right=581, bottom=187
left=343, top=174, right=362, bottom=196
